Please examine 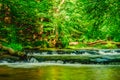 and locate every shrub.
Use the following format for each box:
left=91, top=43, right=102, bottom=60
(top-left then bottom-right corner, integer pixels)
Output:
left=7, top=43, right=23, bottom=51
